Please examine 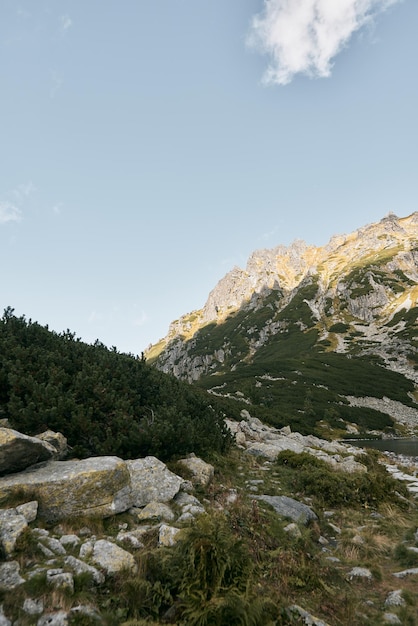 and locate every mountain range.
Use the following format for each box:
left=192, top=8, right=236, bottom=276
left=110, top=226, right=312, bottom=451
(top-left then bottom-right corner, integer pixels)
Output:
left=147, top=212, right=418, bottom=438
